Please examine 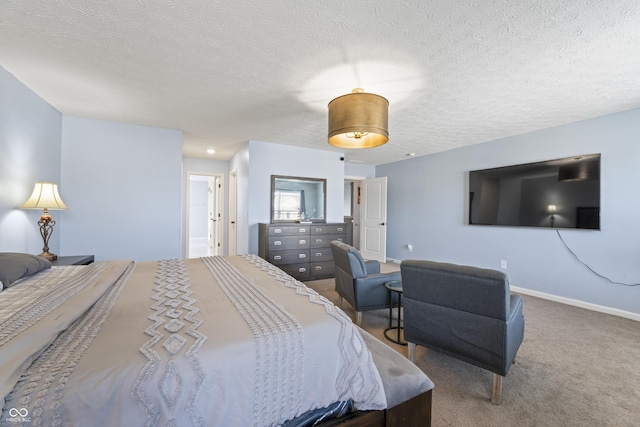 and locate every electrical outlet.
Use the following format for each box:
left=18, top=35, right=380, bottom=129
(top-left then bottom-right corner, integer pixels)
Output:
left=407, top=244, right=413, bottom=252
left=500, top=260, right=507, bottom=269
